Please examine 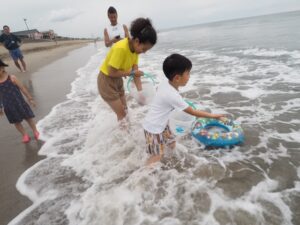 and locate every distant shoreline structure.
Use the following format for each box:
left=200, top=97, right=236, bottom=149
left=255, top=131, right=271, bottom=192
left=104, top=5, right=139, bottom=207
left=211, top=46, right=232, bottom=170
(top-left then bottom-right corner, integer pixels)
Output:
left=0, top=28, right=99, bottom=41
